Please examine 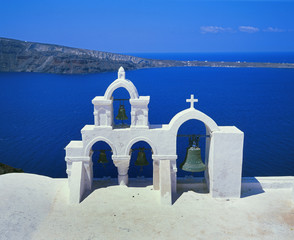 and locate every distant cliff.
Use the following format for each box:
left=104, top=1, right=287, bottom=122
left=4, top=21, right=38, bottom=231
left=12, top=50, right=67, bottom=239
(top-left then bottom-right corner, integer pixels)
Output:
left=0, top=37, right=186, bottom=74
left=1, top=37, right=293, bottom=74
left=0, top=163, right=23, bottom=175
